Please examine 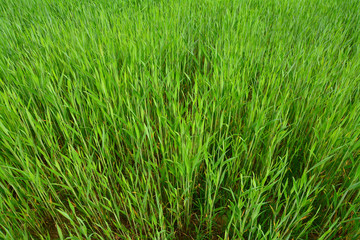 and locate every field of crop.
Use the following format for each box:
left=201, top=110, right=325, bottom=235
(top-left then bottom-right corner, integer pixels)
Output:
left=0, top=0, right=359, bottom=239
